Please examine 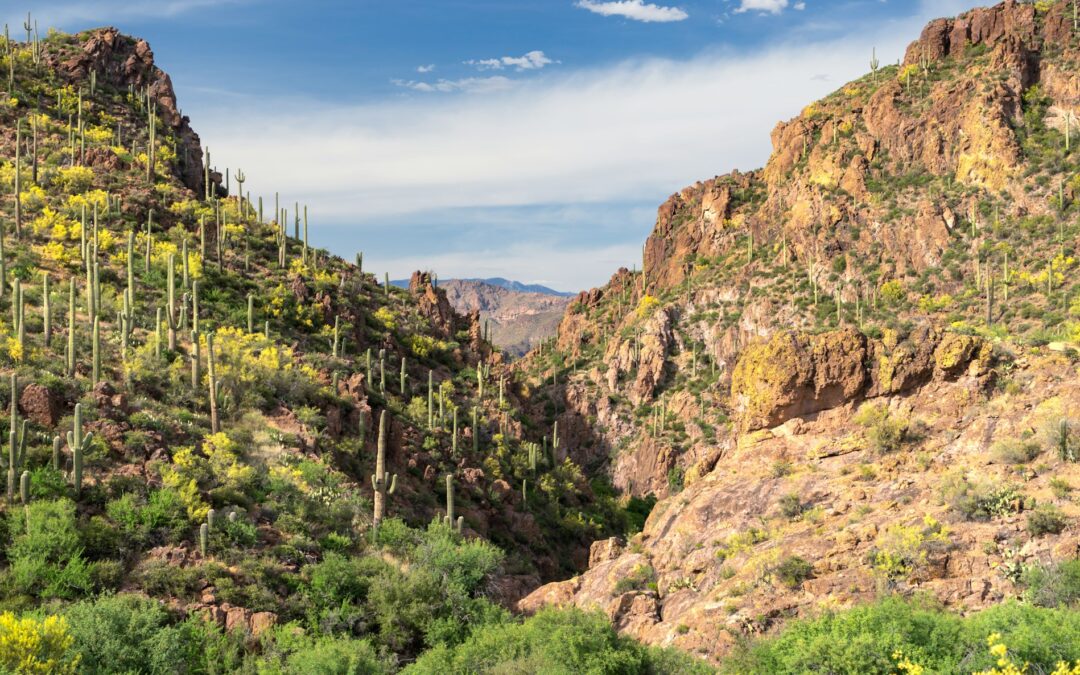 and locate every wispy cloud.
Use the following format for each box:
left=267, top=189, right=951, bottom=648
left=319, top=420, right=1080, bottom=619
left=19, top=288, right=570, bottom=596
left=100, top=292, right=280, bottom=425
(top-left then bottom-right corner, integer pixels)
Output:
left=735, top=0, right=802, bottom=15
left=391, top=76, right=513, bottom=94
left=465, top=51, right=556, bottom=71
left=417, top=64, right=436, bottom=74
left=575, top=0, right=689, bottom=23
